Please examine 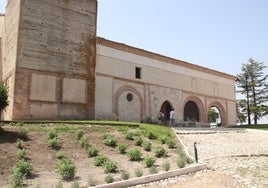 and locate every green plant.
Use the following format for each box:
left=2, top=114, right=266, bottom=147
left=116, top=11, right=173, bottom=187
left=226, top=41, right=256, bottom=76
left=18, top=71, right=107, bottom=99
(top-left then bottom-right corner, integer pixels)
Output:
left=56, top=158, right=76, bottom=180
left=117, top=143, right=127, bottom=154
left=121, top=170, right=130, bottom=180
left=11, top=169, right=24, bottom=187
left=48, top=137, right=60, bottom=149
left=177, top=157, right=186, bottom=168
left=19, top=128, right=28, bottom=140
left=12, top=159, right=33, bottom=178
left=47, top=130, right=58, bottom=139
left=102, top=160, right=118, bottom=173
left=104, top=136, right=117, bottom=147
left=86, top=146, right=99, bottom=158
left=56, top=151, right=65, bottom=159
left=146, top=131, right=157, bottom=139
left=71, top=181, right=80, bottom=188
left=143, top=156, right=156, bottom=167
left=16, top=138, right=24, bottom=149
left=162, top=162, right=170, bottom=171
left=166, top=138, right=176, bottom=149
left=125, top=132, right=134, bottom=140
left=75, top=130, right=85, bottom=140
left=18, top=148, right=27, bottom=159
left=94, top=155, right=109, bottom=166
left=88, top=176, right=97, bottom=186
left=0, top=83, right=9, bottom=111
left=105, top=174, right=114, bottom=183
left=135, top=168, right=143, bottom=177
left=149, top=166, right=159, bottom=174
left=154, top=147, right=167, bottom=158
left=134, top=136, right=143, bottom=146
left=102, top=132, right=110, bottom=139
left=55, top=182, right=63, bottom=188
left=142, top=141, right=152, bottom=151
left=159, top=135, right=168, bottom=144
left=79, top=136, right=89, bottom=149
left=127, top=148, right=142, bottom=161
